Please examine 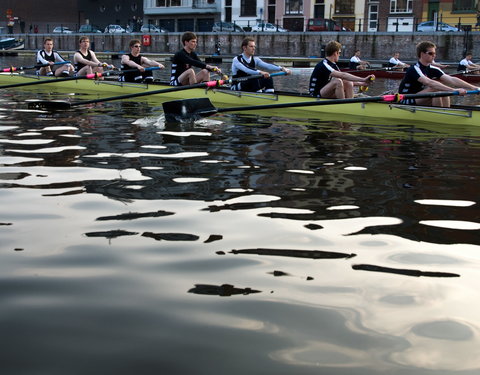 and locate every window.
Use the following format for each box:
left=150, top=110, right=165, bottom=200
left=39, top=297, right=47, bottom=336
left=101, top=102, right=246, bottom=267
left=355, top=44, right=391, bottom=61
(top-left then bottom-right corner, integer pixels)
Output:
left=390, top=0, right=413, bottom=13
left=368, top=4, right=378, bottom=31
left=335, top=0, right=354, bottom=14
left=285, top=0, right=303, bottom=14
left=453, top=0, right=475, bottom=11
left=241, top=0, right=256, bottom=16
left=157, top=0, right=181, bottom=6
